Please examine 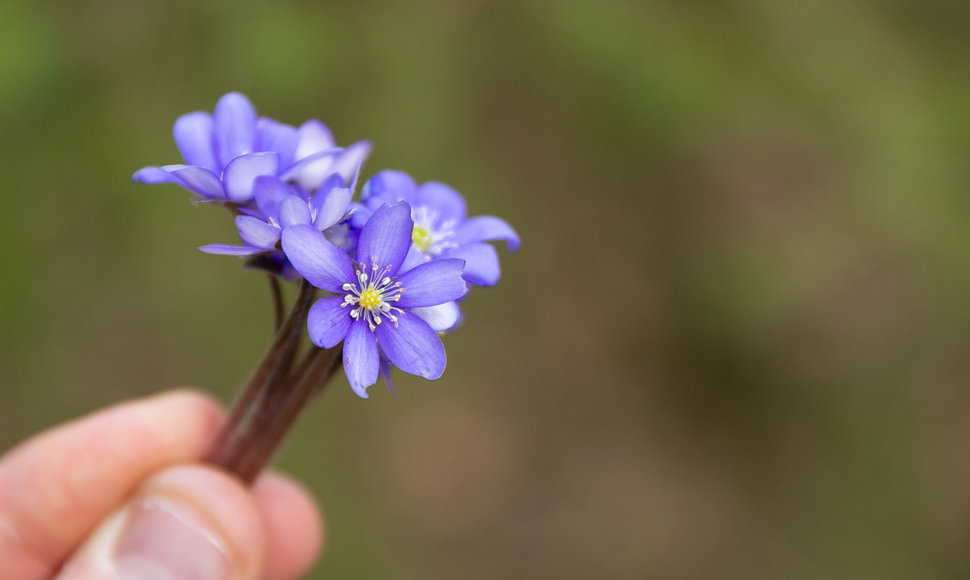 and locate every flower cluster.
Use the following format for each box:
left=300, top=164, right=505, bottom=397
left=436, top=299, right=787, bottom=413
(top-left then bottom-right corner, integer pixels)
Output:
left=134, top=92, right=518, bottom=397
